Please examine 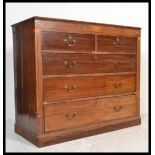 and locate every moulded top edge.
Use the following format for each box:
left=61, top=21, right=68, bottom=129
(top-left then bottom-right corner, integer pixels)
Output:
left=11, top=16, right=141, bottom=30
